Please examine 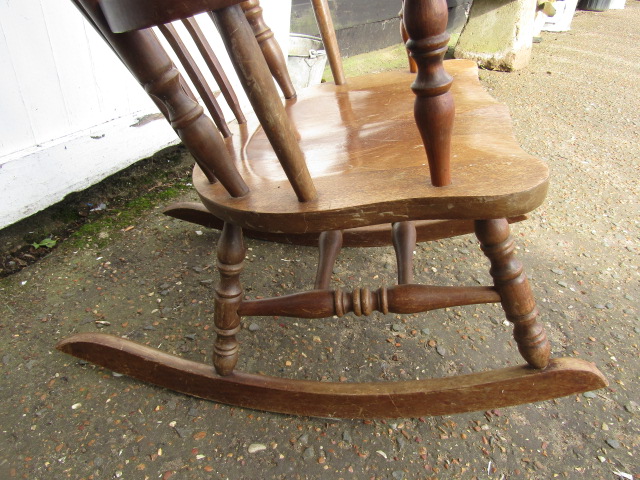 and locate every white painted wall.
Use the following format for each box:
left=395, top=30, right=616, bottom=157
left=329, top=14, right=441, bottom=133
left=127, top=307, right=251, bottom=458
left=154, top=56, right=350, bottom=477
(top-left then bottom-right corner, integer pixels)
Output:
left=0, top=0, right=291, bottom=229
